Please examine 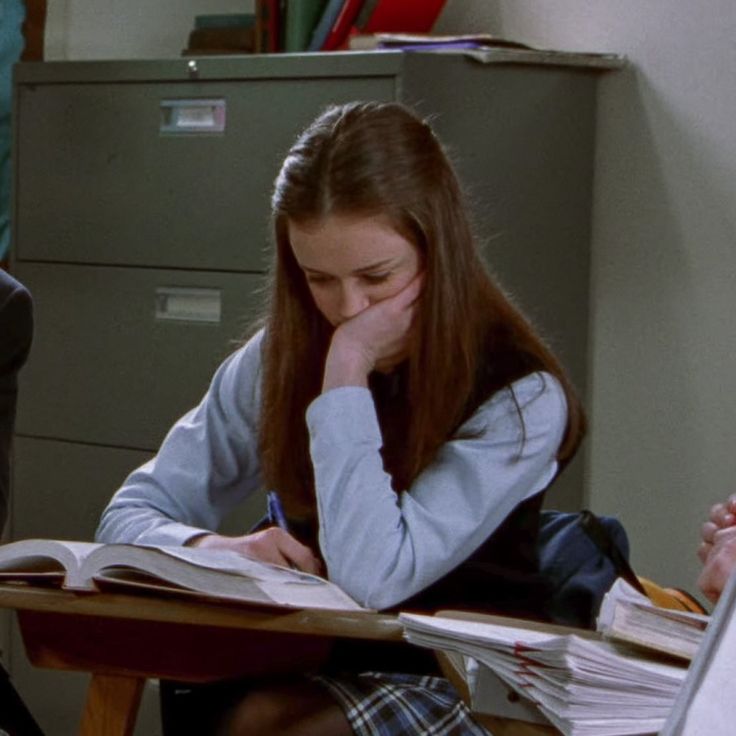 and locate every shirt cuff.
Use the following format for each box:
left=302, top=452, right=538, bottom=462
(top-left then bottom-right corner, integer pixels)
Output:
left=137, top=521, right=212, bottom=548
